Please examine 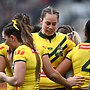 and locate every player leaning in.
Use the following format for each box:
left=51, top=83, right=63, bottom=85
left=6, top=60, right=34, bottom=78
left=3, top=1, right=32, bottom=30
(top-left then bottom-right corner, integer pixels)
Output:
left=0, top=43, right=17, bottom=90
left=32, top=6, right=84, bottom=90
left=56, top=20, right=90, bottom=90
left=0, top=13, right=85, bottom=90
